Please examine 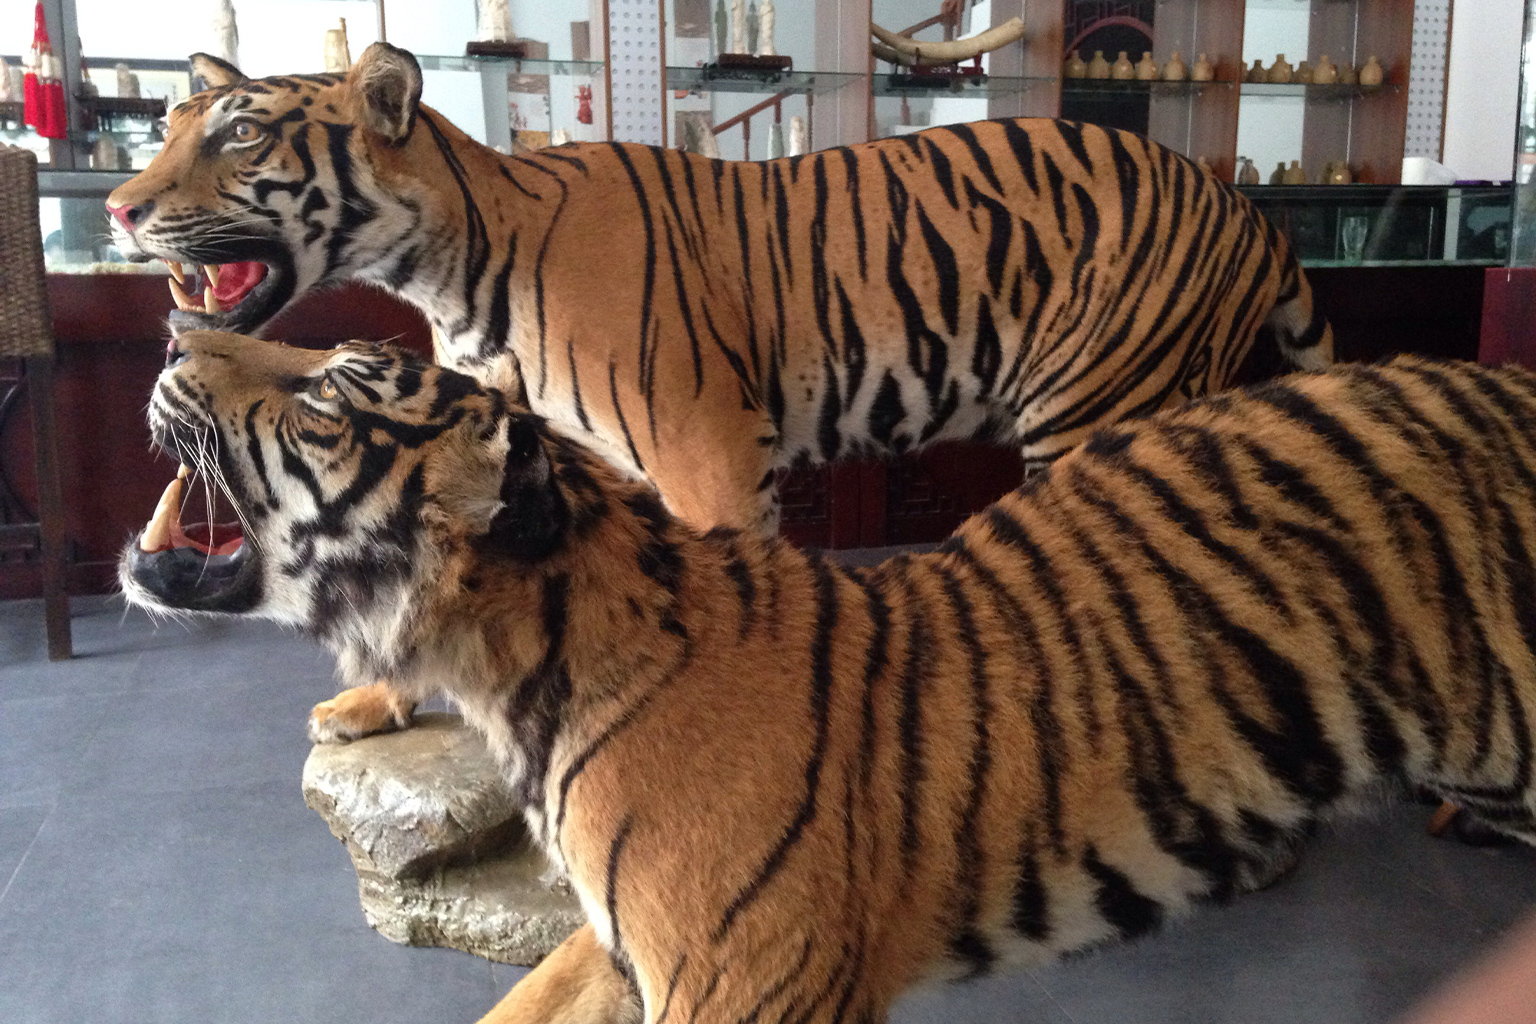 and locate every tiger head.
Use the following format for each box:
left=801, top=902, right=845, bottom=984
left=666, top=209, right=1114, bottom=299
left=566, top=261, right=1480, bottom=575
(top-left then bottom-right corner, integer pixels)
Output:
left=118, top=330, right=624, bottom=671
left=105, top=44, right=438, bottom=336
